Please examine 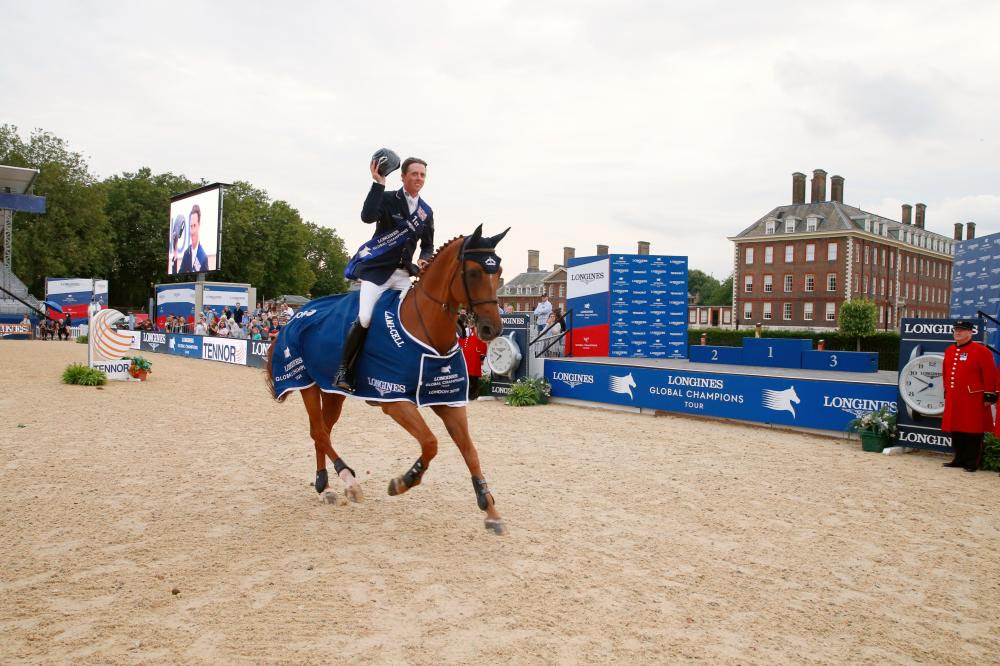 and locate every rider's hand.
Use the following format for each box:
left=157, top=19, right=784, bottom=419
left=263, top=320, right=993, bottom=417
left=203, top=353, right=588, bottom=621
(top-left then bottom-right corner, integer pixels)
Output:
left=370, top=159, right=386, bottom=185
left=417, top=259, right=429, bottom=270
